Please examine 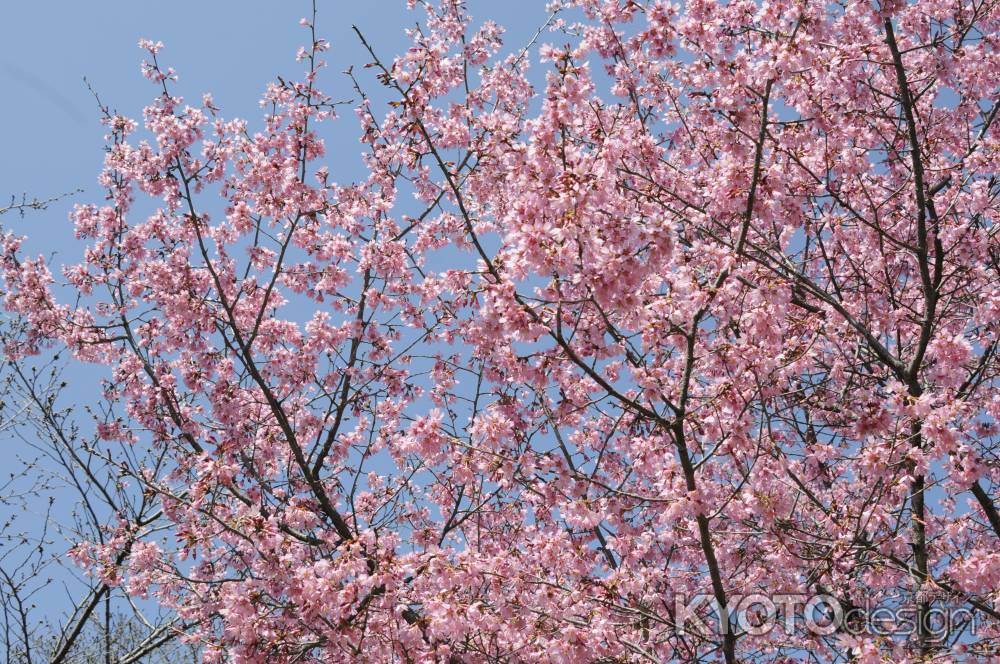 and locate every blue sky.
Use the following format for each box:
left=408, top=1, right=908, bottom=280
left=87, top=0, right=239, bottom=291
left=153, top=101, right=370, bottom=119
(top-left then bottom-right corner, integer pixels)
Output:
left=0, top=1, right=549, bottom=247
